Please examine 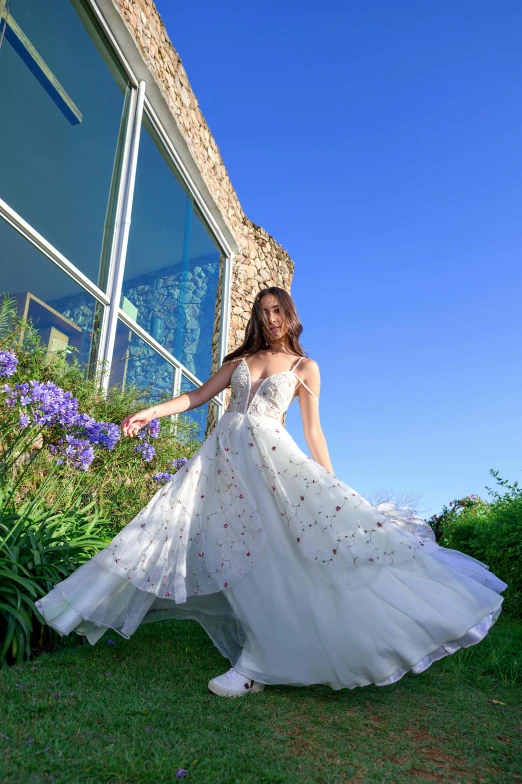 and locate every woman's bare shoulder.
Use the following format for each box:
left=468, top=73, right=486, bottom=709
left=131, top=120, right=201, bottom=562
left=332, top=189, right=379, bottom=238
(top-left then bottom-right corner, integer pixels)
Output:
left=222, top=355, right=247, bottom=365
left=298, top=357, right=319, bottom=375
